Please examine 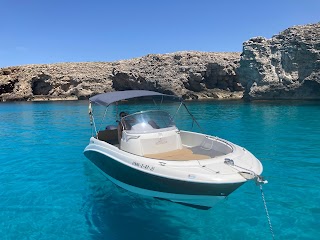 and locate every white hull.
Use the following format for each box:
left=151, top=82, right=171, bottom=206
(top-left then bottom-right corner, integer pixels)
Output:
left=84, top=130, right=263, bottom=209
